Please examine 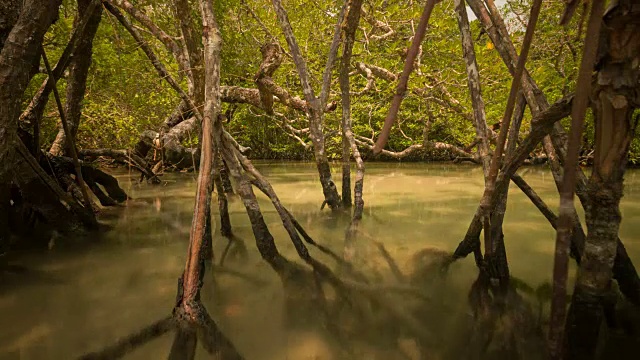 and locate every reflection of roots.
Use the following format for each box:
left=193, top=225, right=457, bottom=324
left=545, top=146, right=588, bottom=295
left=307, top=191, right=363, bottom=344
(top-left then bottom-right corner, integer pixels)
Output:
left=79, top=317, right=174, bottom=360
left=276, top=259, right=435, bottom=359
left=79, top=127, right=506, bottom=359
left=461, top=271, right=547, bottom=360
left=79, top=302, right=244, bottom=360
left=215, top=129, right=442, bottom=358
left=219, top=235, right=248, bottom=266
